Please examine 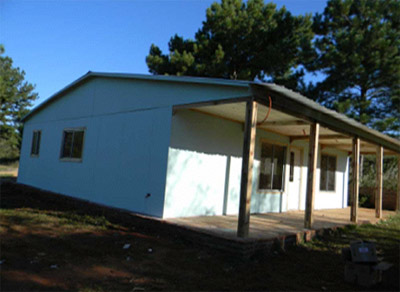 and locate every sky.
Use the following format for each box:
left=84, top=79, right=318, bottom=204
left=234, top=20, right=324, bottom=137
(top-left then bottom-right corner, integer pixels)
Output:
left=1, top=0, right=327, bottom=107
